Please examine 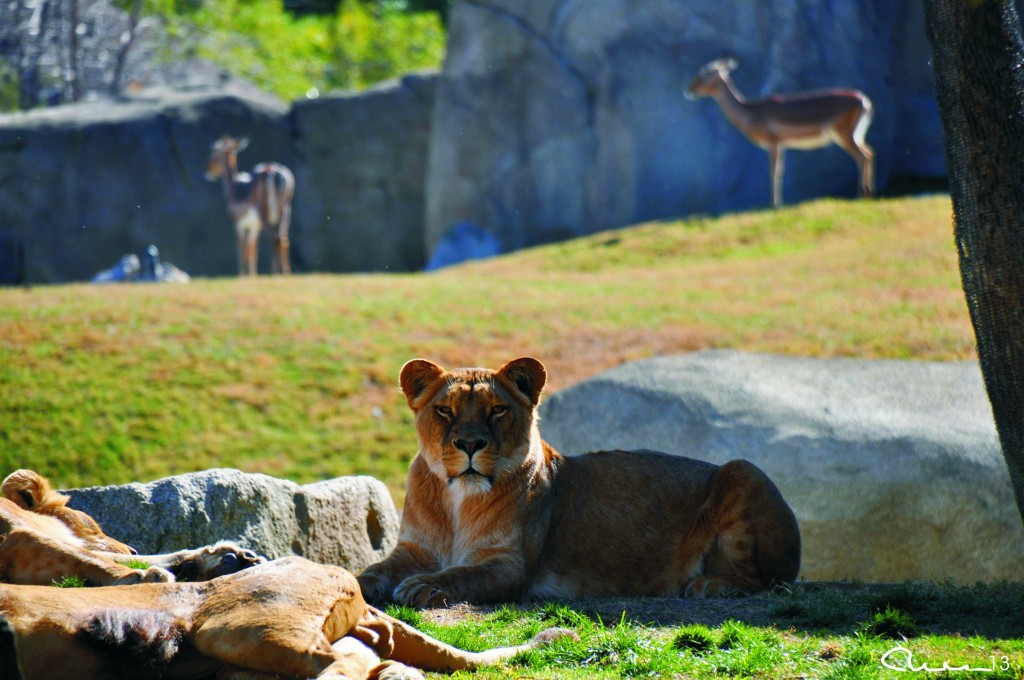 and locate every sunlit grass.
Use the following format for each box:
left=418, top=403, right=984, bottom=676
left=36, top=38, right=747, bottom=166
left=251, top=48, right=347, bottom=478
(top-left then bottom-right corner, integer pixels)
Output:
left=0, top=196, right=972, bottom=506
left=392, top=581, right=1024, bottom=679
